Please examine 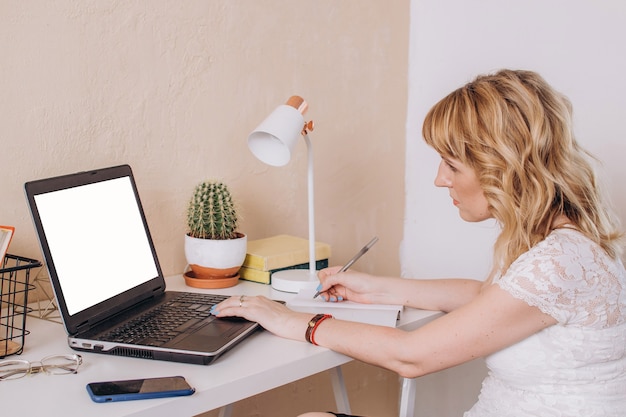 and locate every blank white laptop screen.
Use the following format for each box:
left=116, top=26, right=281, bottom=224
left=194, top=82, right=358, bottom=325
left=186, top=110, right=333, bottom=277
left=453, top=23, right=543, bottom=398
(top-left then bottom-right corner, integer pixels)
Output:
left=34, top=176, right=158, bottom=315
